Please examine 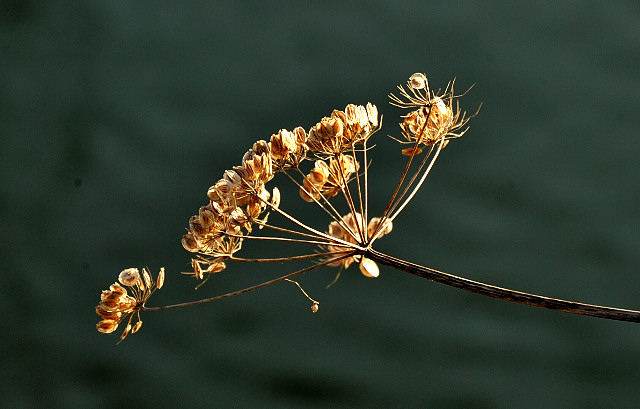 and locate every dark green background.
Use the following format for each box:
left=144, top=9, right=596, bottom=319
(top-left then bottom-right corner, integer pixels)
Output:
left=2, top=1, right=640, bottom=408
